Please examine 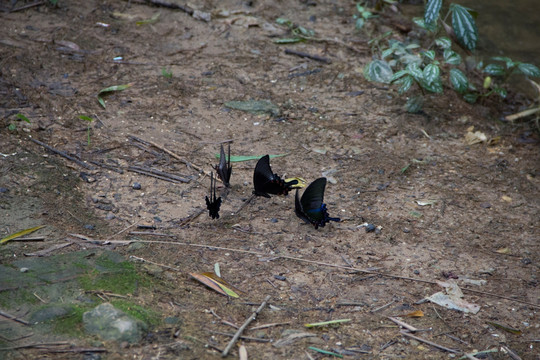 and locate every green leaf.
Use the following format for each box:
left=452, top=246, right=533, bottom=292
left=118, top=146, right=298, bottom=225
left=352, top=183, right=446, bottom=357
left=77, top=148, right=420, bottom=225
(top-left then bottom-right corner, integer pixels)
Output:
left=449, top=68, right=468, bottom=94
left=273, top=38, right=303, bottom=44
left=355, top=18, right=365, bottom=29
left=493, top=87, right=507, bottom=98
left=308, top=347, right=343, bottom=358
left=424, top=0, right=442, bottom=25
left=16, top=113, right=31, bottom=123
left=1, top=225, right=44, bottom=244
left=443, top=49, right=462, bottom=65
left=484, top=63, right=505, bottom=76
left=412, top=17, right=437, bottom=32
left=450, top=4, right=478, bottom=51
left=406, top=62, right=423, bottom=82
left=275, top=18, right=291, bottom=26
left=516, top=63, right=540, bottom=77
left=491, top=56, right=514, bottom=68
left=463, top=93, right=479, bottom=103
left=214, top=153, right=288, bottom=163
left=78, top=115, right=94, bottom=123
left=364, top=60, right=393, bottom=84
left=98, top=83, right=133, bottom=95
left=390, top=69, right=409, bottom=82
left=396, top=75, right=414, bottom=94
left=381, top=48, right=394, bottom=59
left=8, top=123, right=16, bottom=131
left=422, top=78, right=443, bottom=93
left=423, top=64, right=440, bottom=85
left=423, top=50, right=436, bottom=61
left=435, top=37, right=452, bottom=49
left=98, top=97, right=106, bottom=108
left=406, top=96, right=424, bottom=113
